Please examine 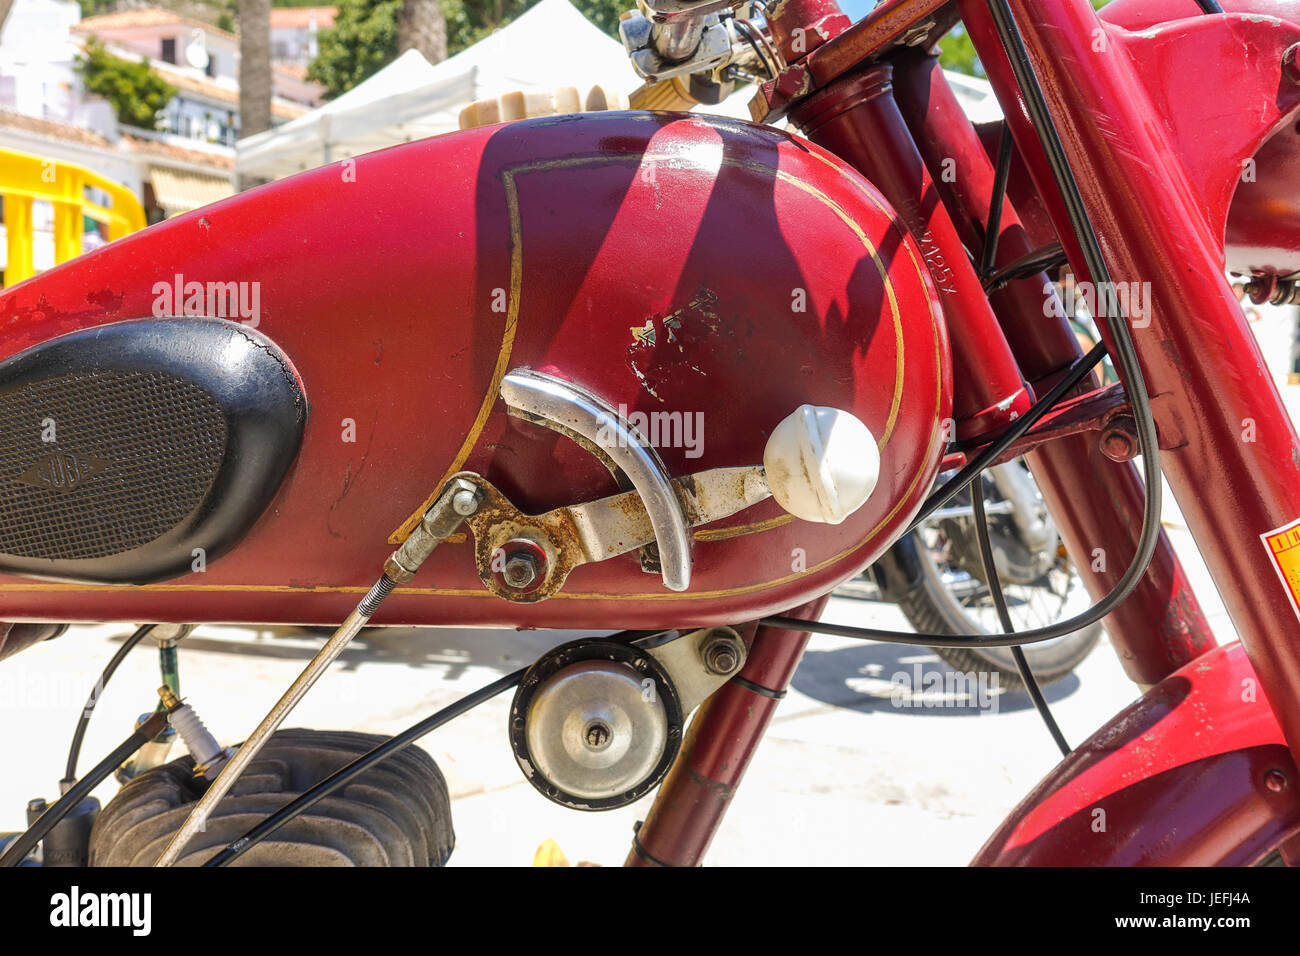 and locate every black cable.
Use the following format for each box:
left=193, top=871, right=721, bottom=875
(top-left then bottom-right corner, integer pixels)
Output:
left=1, top=711, right=170, bottom=867
left=204, top=628, right=674, bottom=866
left=982, top=242, right=1068, bottom=293
left=763, top=0, right=1165, bottom=650
left=979, top=123, right=1014, bottom=278
left=63, top=624, right=156, bottom=786
left=981, top=0, right=1161, bottom=503
left=733, top=18, right=778, bottom=79
left=1194, top=0, right=1224, bottom=14
left=970, top=480, right=1071, bottom=756
left=204, top=668, right=524, bottom=866
left=906, top=341, right=1106, bottom=536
